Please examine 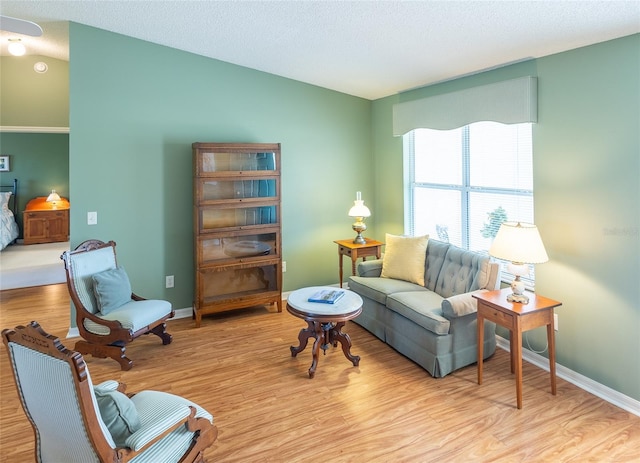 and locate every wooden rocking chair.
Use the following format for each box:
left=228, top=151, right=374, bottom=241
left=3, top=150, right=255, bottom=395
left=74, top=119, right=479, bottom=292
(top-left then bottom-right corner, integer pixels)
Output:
left=61, top=239, right=174, bottom=370
left=2, top=321, right=218, bottom=463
